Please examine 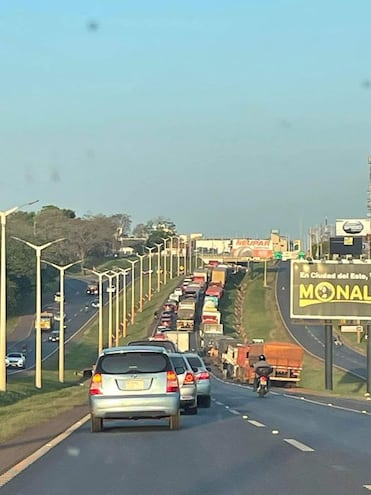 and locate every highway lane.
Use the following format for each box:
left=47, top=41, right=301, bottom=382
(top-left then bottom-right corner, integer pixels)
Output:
left=1, top=377, right=371, bottom=494
left=276, top=261, right=367, bottom=379
left=6, top=274, right=128, bottom=375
